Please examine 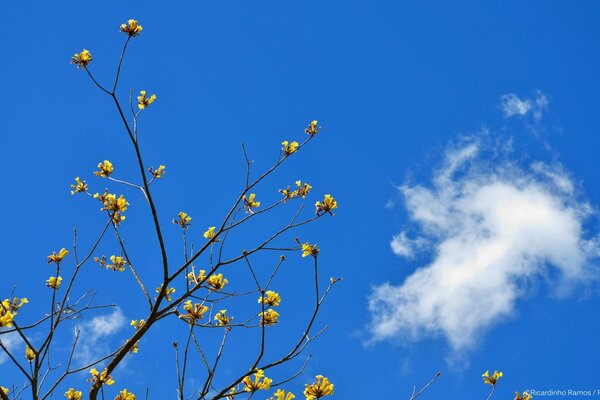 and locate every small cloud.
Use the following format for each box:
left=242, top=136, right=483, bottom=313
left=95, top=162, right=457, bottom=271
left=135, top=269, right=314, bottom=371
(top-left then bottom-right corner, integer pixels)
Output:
left=0, top=331, right=20, bottom=365
left=74, top=308, right=126, bottom=365
left=369, top=138, right=597, bottom=353
left=500, top=91, right=548, bottom=121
